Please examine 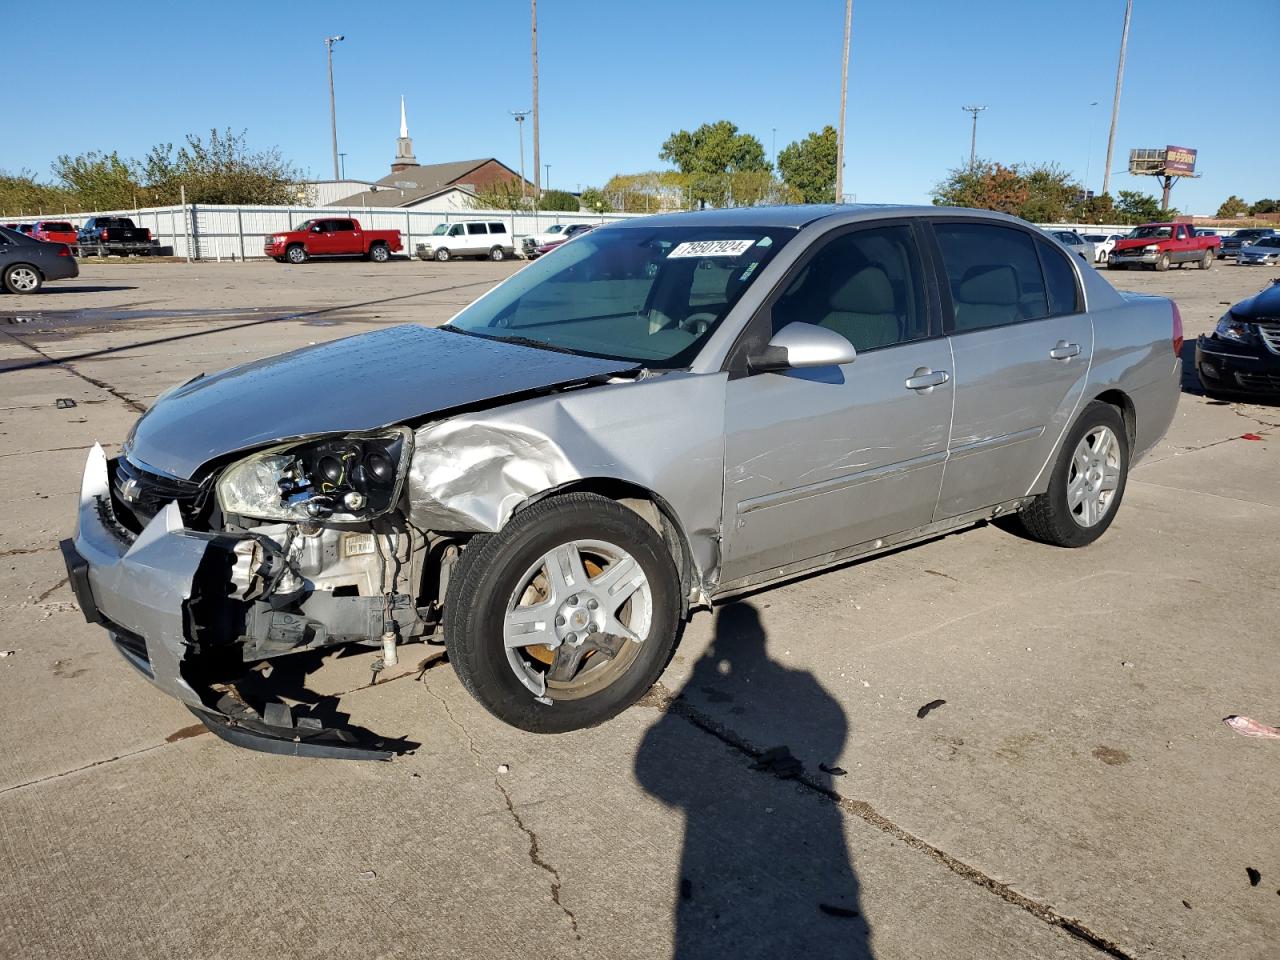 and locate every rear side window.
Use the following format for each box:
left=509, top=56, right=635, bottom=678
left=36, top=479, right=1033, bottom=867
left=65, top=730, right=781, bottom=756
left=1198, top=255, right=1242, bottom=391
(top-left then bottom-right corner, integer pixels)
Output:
left=934, top=222, right=1049, bottom=333
left=487, top=222, right=506, bottom=234
left=1036, top=239, right=1081, bottom=316
left=466, top=223, right=488, bottom=235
